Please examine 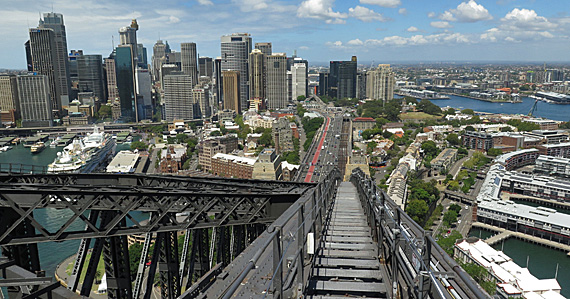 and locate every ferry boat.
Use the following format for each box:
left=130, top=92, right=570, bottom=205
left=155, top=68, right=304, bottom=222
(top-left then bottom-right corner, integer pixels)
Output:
left=48, top=127, right=116, bottom=173
left=0, top=146, right=12, bottom=152
left=30, top=142, right=46, bottom=154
